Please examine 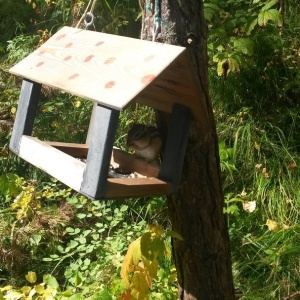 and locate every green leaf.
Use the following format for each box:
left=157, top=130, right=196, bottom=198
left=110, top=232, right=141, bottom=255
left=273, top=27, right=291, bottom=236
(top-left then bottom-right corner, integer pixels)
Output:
left=213, top=52, right=226, bottom=63
left=74, top=271, right=83, bottom=287
left=43, top=274, right=59, bottom=289
left=258, top=9, right=282, bottom=26
left=69, top=294, right=84, bottom=300
left=68, top=240, right=79, bottom=249
left=165, top=230, right=184, bottom=241
left=233, top=38, right=255, bottom=56
left=228, top=57, right=240, bottom=72
left=261, top=0, right=278, bottom=11
left=25, top=271, right=37, bottom=283
left=42, top=257, right=53, bottom=262
left=244, top=18, right=258, bottom=35
left=77, top=236, right=86, bottom=245
left=120, top=205, right=128, bottom=212
left=64, top=268, right=73, bottom=279
left=76, top=213, right=86, bottom=219
left=88, top=290, right=112, bottom=300
left=141, top=233, right=165, bottom=260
